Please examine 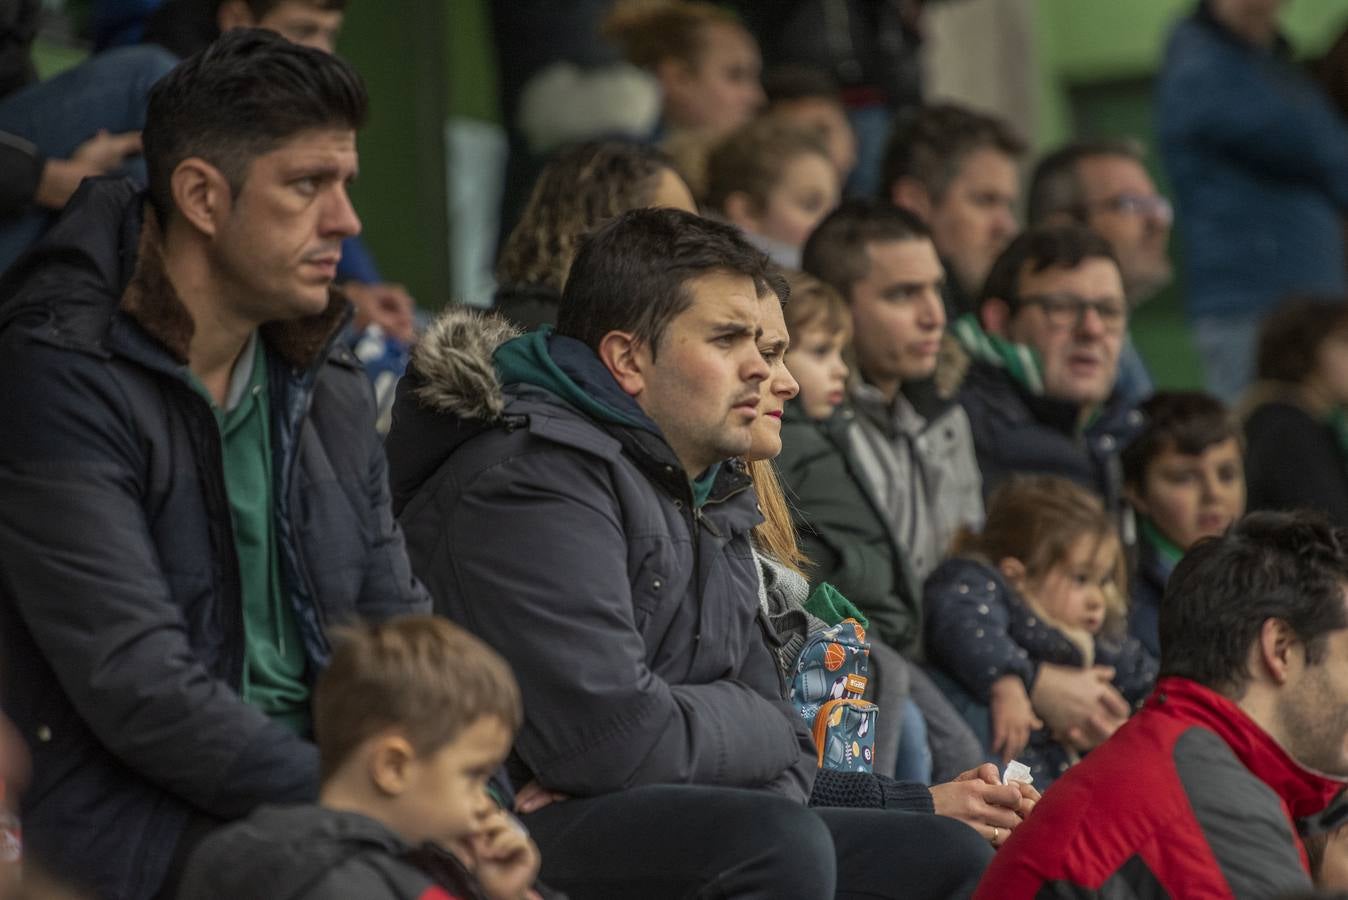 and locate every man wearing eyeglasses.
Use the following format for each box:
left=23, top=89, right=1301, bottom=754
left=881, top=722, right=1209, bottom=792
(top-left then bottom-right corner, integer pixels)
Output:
left=1027, top=139, right=1174, bottom=406
left=953, top=223, right=1143, bottom=523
